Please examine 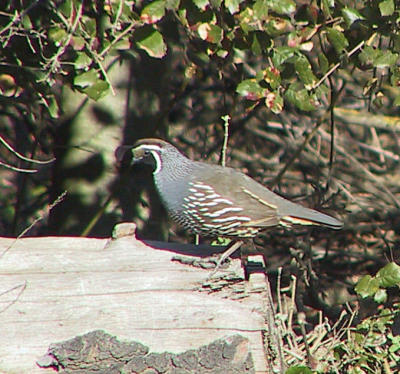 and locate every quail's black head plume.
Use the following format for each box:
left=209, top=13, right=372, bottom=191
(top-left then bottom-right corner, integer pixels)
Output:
left=116, top=138, right=343, bottom=238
